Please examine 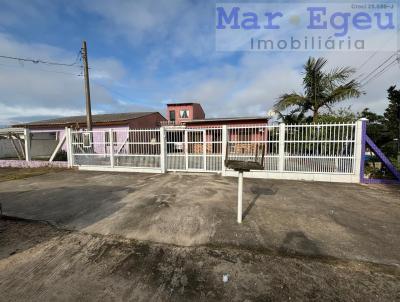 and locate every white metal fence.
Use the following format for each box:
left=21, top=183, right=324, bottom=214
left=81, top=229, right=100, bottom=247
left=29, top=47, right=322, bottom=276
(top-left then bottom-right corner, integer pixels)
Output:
left=69, top=121, right=362, bottom=182
left=71, top=129, right=161, bottom=169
